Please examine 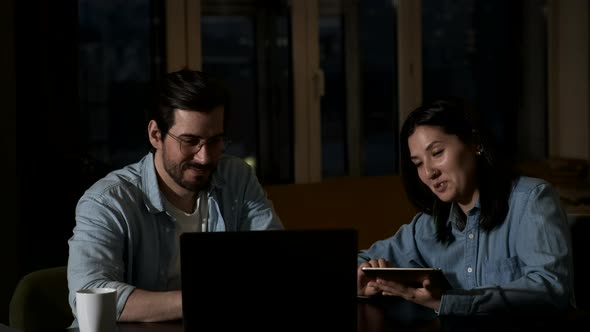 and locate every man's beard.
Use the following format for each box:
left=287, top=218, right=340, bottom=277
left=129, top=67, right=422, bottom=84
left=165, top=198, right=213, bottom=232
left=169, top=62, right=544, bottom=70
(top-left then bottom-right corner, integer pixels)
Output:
left=165, top=159, right=216, bottom=192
